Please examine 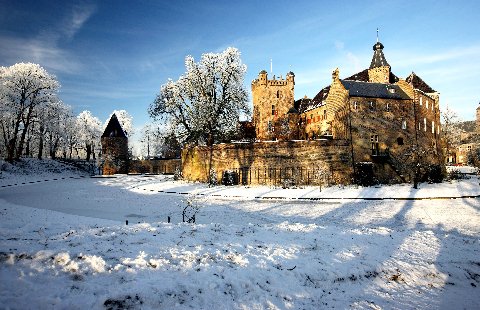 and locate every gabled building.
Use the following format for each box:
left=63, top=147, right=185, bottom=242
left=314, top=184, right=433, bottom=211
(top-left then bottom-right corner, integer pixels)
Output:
left=101, top=113, right=129, bottom=175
